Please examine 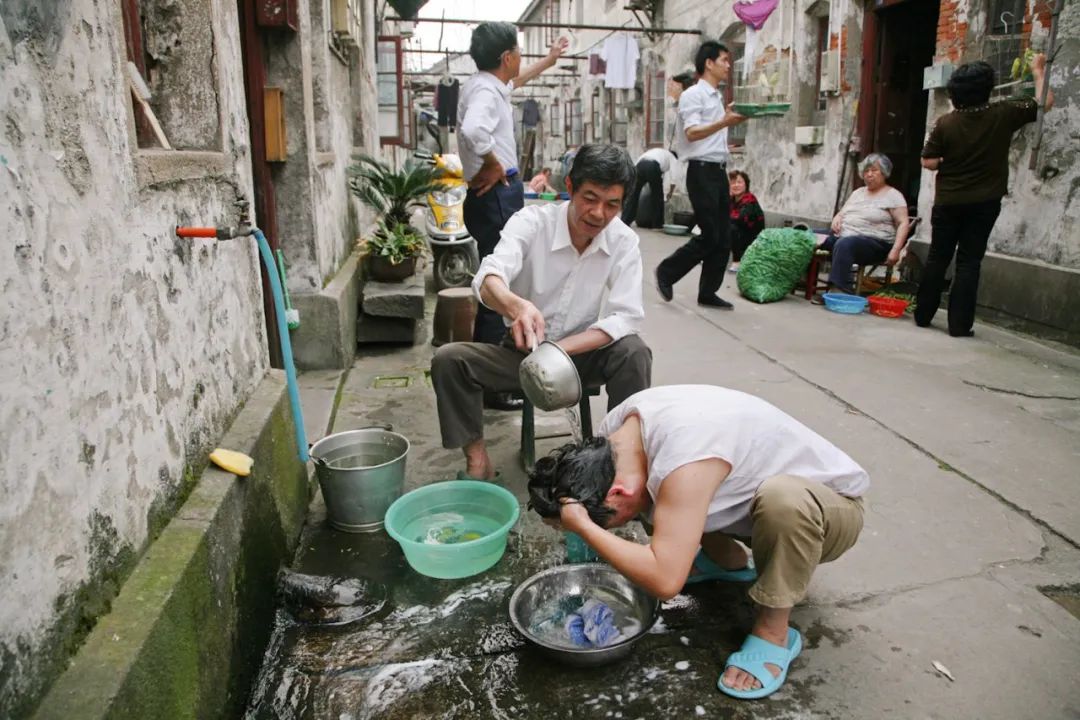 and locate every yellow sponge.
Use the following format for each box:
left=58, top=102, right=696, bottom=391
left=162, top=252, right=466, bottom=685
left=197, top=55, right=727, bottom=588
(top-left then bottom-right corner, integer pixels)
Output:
left=209, top=448, right=254, bottom=477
